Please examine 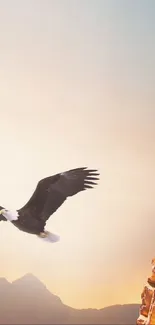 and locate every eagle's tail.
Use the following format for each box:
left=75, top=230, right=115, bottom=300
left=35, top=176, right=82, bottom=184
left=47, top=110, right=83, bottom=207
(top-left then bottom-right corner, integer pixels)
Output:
left=38, top=231, right=60, bottom=243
